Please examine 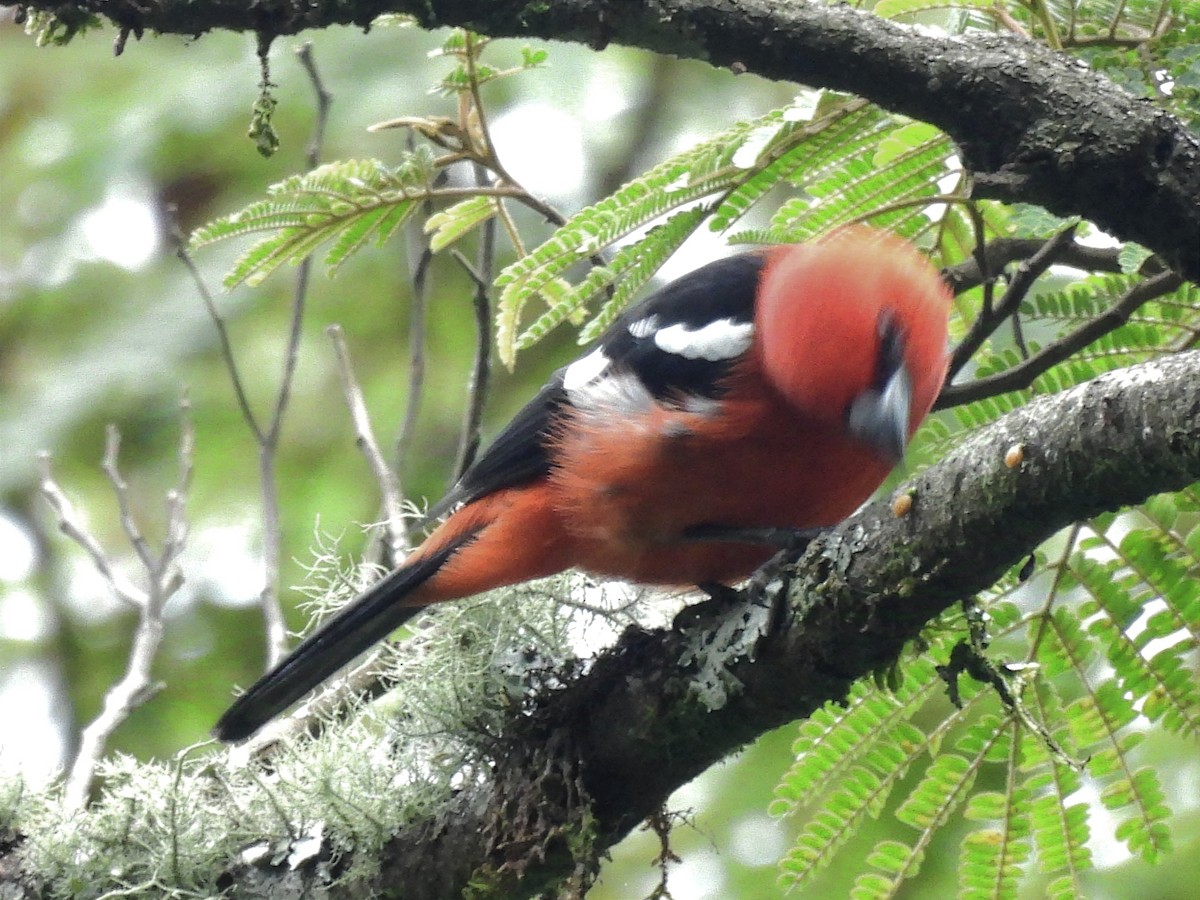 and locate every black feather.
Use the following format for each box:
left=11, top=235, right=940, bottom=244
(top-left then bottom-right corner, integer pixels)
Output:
left=600, top=251, right=764, bottom=400
left=213, top=530, right=478, bottom=742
